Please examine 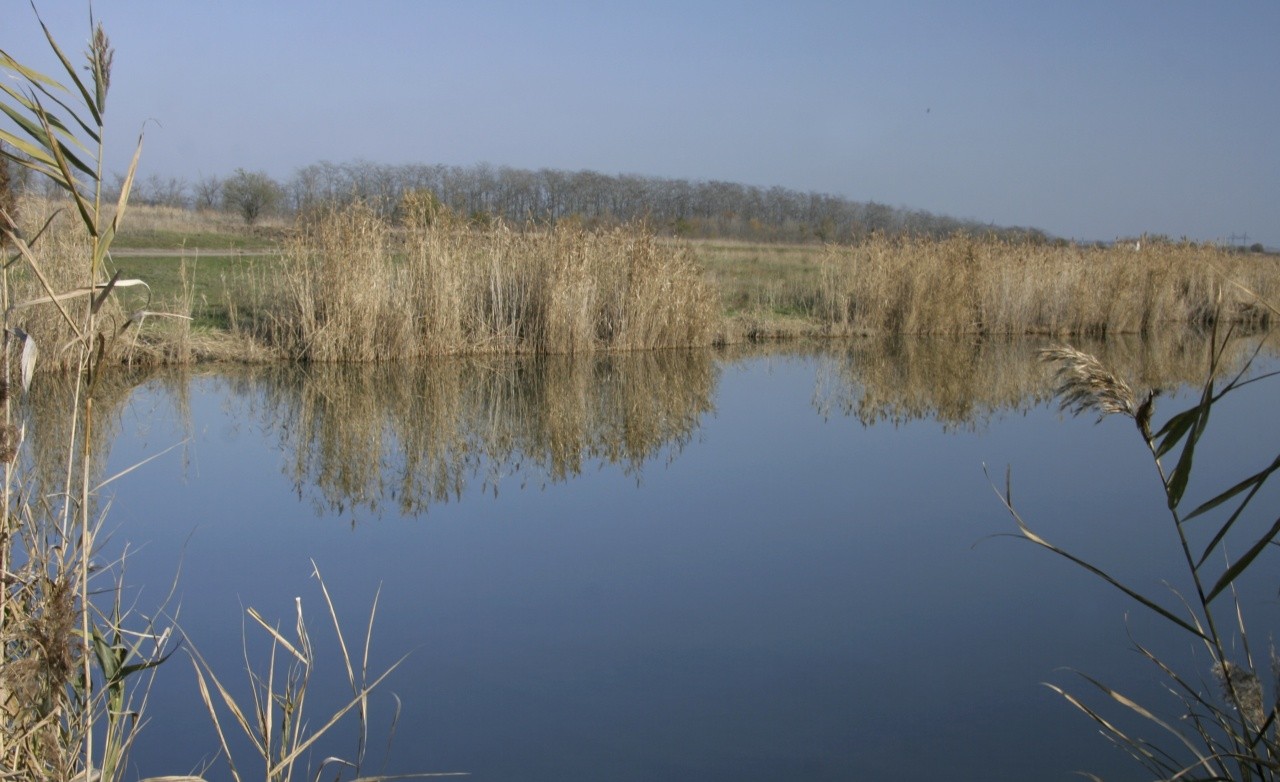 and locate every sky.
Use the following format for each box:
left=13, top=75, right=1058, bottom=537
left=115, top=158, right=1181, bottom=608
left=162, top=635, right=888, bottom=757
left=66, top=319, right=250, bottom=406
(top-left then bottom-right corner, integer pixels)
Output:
left=3, top=1, right=1278, bottom=246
